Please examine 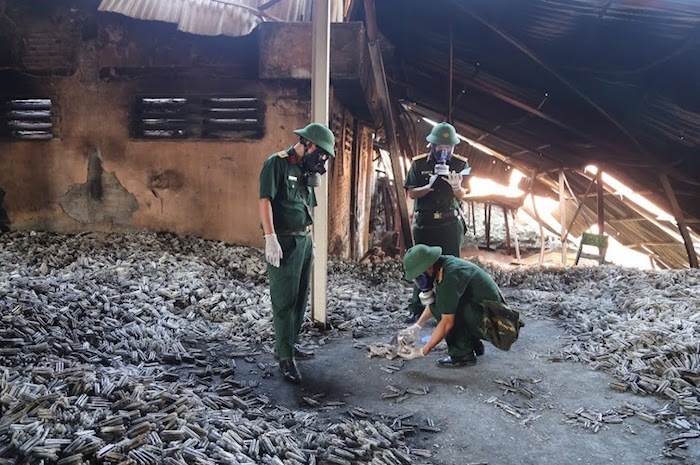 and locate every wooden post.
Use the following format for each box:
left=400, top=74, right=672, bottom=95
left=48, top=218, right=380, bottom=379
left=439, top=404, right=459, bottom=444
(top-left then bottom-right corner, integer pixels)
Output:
left=559, top=169, right=566, bottom=264
left=464, top=201, right=471, bottom=233
left=364, top=0, right=413, bottom=250
left=512, top=209, right=521, bottom=262
left=471, top=200, right=476, bottom=232
left=485, top=202, right=492, bottom=249
left=659, top=173, right=699, bottom=268
left=562, top=175, right=596, bottom=244
left=527, top=171, right=545, bottom=265
left=531, top=193, right=545, bottom=265
left=596, top=169, right=604, bottom=234
left=503, top=207, right=512, bottom=256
